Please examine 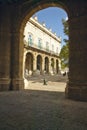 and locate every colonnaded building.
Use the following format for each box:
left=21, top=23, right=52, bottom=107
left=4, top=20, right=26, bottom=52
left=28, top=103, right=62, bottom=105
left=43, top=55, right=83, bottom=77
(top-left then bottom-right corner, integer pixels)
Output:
left=23, top=16, right=61, bottom=77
